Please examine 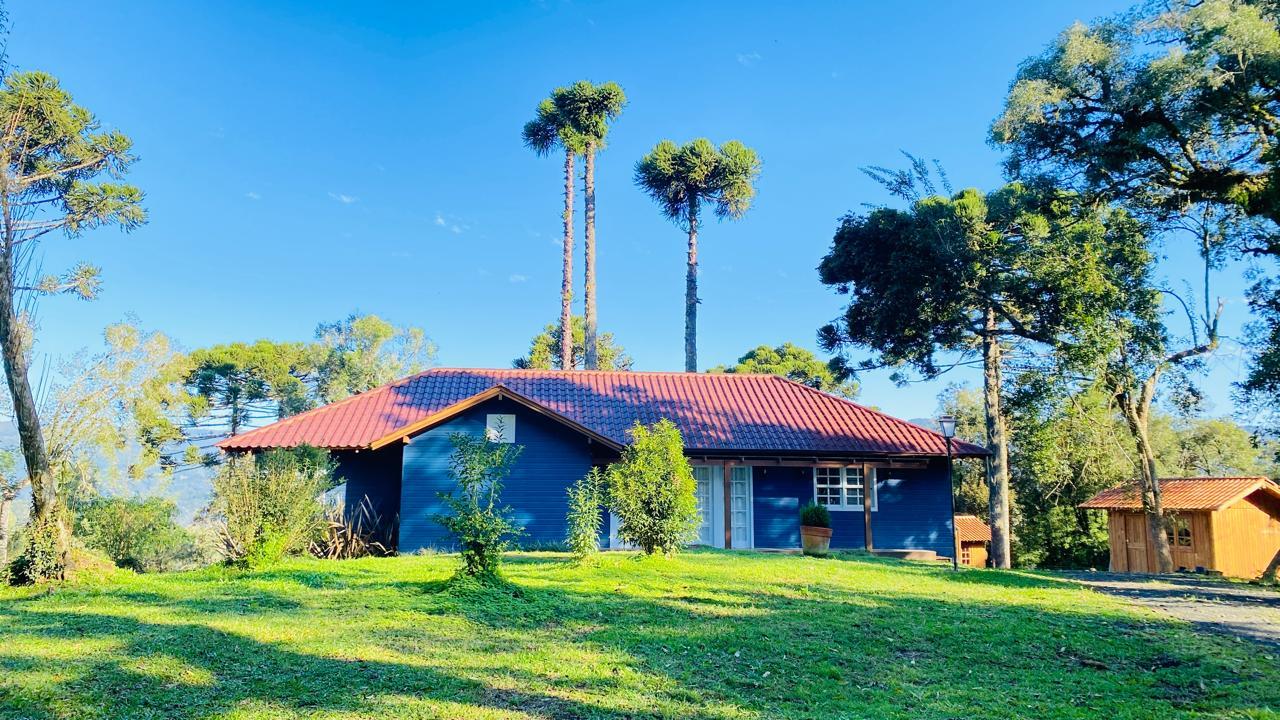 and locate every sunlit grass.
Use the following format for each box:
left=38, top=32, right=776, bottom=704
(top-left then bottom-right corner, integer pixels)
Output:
left=0, top=550, right=1276, bottom=719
